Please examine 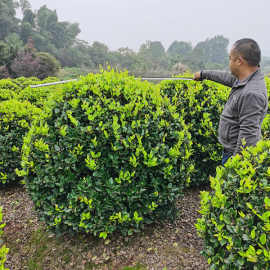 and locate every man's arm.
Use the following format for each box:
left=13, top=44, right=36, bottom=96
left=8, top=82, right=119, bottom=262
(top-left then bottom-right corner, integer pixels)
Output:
left=234, top=92, right=266, bottom=155
left=194, top=70, right=237, bottom=87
